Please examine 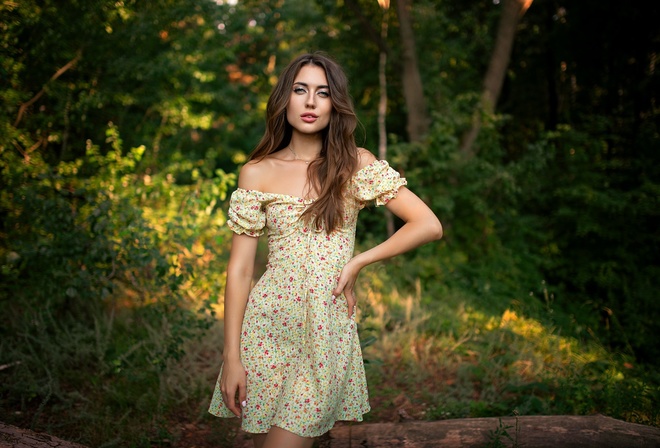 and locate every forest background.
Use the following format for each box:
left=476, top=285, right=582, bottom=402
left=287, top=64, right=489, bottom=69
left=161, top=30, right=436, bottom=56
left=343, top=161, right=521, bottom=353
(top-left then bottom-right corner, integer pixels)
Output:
left=0, top=0, right=658, bottom=447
